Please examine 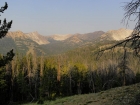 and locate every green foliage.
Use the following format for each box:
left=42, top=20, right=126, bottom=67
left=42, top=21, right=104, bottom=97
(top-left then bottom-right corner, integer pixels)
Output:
left=0, top=2, right=15, bottom=105
left=0, top=68, right=6, bottom=88
left=0, top=49, right=15, bottom=67
left=135, top=72, right=140, bottom=83
left=0, top=30, right=138, bottom=104
left=22, top=83, right=140, bottom=105
left=0, top=2, right=14, bottom=67
left=40, top=65, right=57, bottom=100
left=2, top=40, right=138, bottom=104
left=16, top=70, right=29, bottom=100
left=0, top=67, right=8, bottom=105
